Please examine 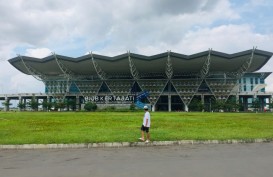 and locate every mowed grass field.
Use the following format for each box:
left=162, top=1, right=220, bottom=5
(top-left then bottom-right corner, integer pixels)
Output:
left=0, top=111, right=273, bottom=144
